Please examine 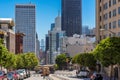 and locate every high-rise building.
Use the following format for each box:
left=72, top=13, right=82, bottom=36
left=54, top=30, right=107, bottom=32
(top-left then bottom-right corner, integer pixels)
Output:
left=82, top=26, right=90, bottom=35
left=62, top=0, right=82, bottom=37
left=51, top=23, right=55, bottom=31
left=15, top=4, right=36, bottom=54
left=40, top=39, right=45, bottom=51
left=46, top=15, right=65, bottom=64
left=36, top=33, right=40, bottom=59
left=96, top=0, right=120, bottom=43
